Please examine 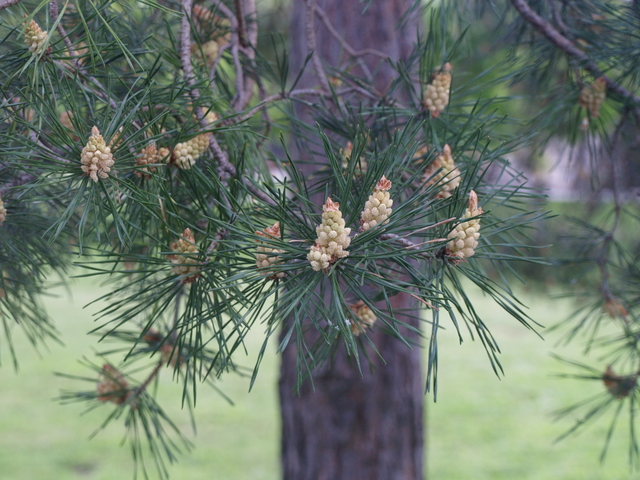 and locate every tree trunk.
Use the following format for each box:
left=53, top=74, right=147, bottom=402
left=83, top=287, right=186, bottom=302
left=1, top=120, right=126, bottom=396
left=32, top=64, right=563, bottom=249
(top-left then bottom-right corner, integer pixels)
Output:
left=279, top=2, right=424, bottom=479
